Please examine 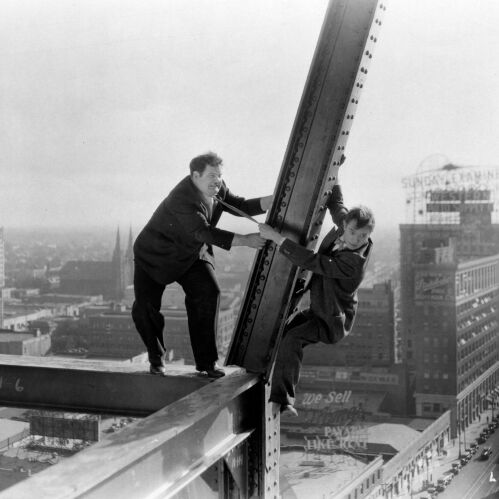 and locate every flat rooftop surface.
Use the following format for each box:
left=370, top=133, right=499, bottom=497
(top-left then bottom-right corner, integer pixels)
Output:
left=0, top=333, right=34, bottom=342
left=0, top=418, right=29, bottom=441
left=279, top=449, right=367, bottom=499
